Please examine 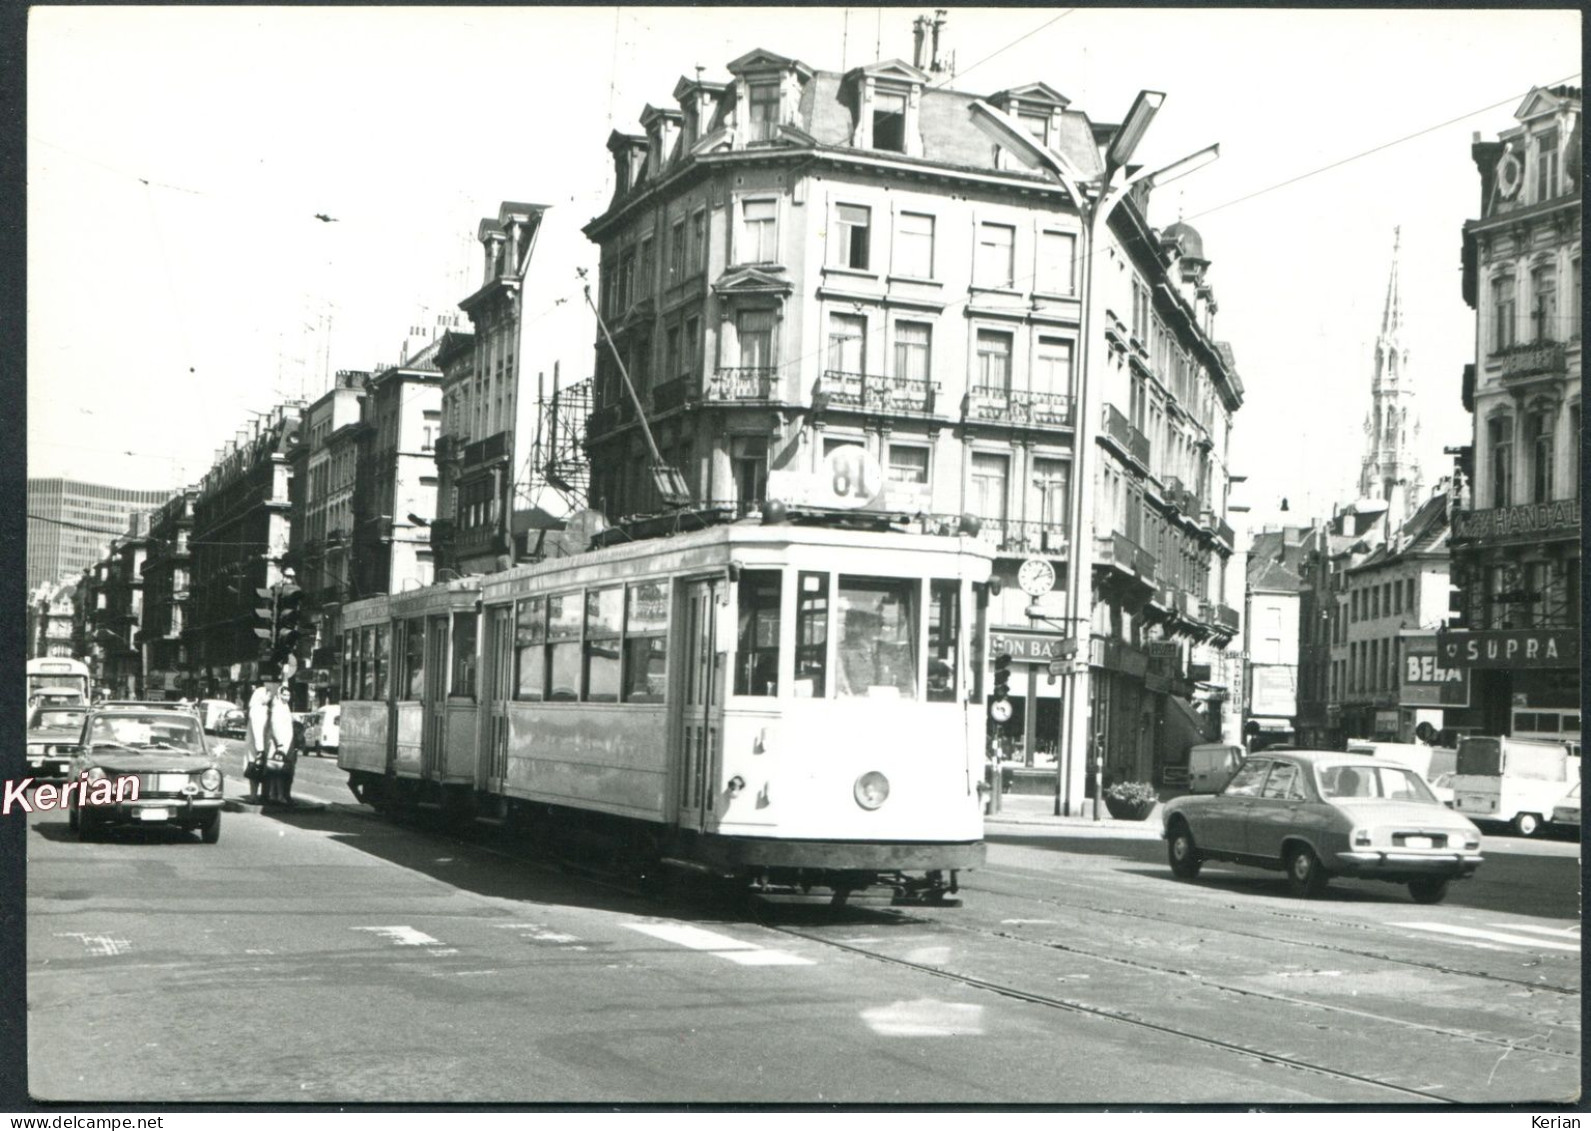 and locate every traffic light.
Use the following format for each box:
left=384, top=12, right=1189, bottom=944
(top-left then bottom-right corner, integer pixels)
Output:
left=992, top=652, right=1012, bottom=701
left=271, top=583, right=303, bottom=669
left=254, top=586, right=280, bottom=654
